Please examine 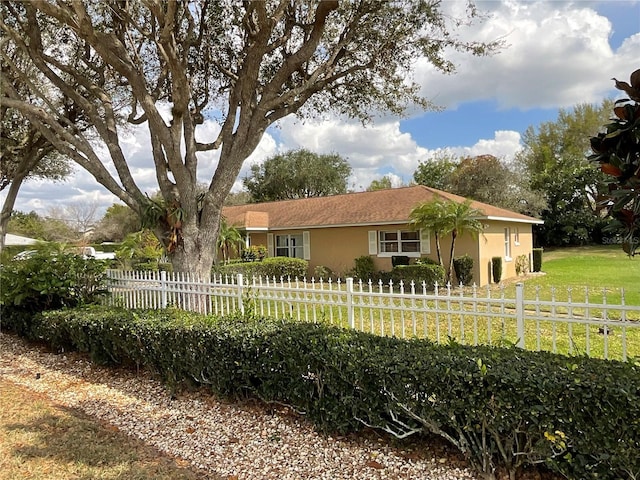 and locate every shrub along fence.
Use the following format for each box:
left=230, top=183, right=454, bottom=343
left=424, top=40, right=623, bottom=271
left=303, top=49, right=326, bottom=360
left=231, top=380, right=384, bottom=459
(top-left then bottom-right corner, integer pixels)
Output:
left=106, top=270, right=640, bottom=362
